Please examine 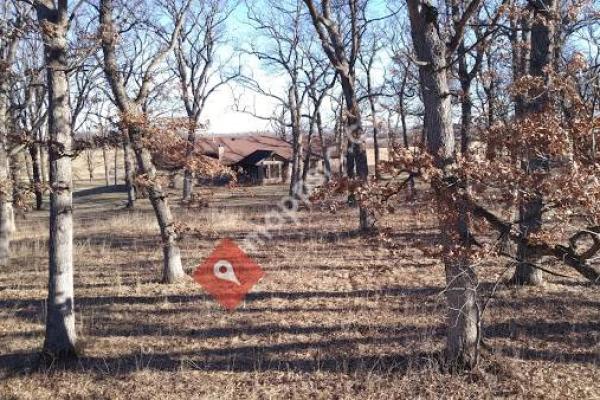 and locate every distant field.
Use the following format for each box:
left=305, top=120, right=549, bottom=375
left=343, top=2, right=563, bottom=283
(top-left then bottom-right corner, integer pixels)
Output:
left=1, top=181, right=598, bottom=399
